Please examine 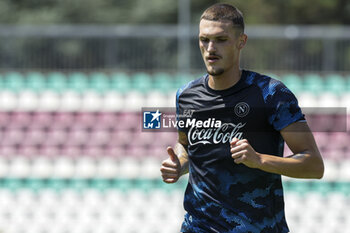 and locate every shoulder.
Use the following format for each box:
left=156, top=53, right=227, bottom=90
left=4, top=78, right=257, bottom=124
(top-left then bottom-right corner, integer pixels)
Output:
left=176, top=75, right=206, bottom=100
left=244, top=70, right=290, bottom=103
